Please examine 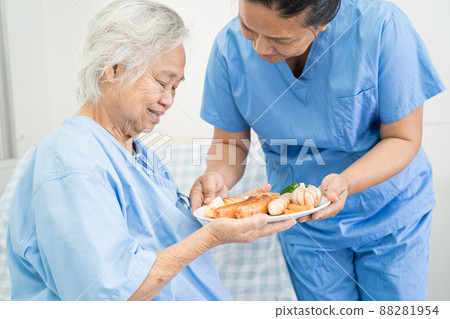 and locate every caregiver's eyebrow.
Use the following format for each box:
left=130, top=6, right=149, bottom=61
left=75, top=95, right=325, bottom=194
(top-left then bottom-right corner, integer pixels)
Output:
left=239, top=16, right=292, bottom=42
